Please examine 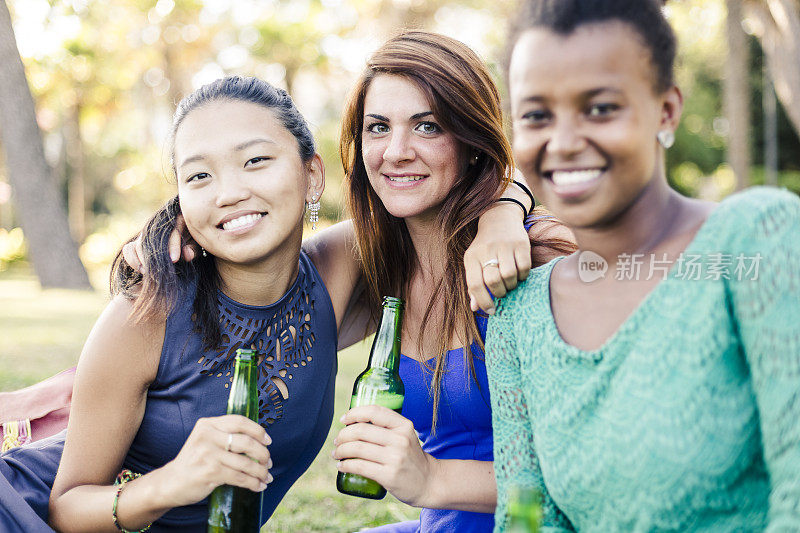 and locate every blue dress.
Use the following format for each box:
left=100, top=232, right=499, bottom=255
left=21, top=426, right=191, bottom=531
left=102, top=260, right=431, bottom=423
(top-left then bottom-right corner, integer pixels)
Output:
left=368, top=314, right=494, bottom=532
left=0, top=251, right=337, bottom=532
